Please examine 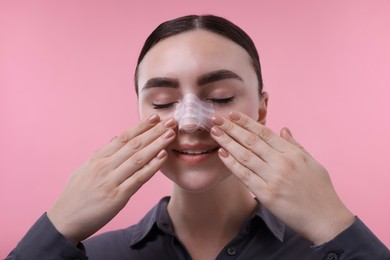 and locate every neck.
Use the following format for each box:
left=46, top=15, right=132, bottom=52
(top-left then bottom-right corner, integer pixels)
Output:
left=167, top=176, right=257, bottom=258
